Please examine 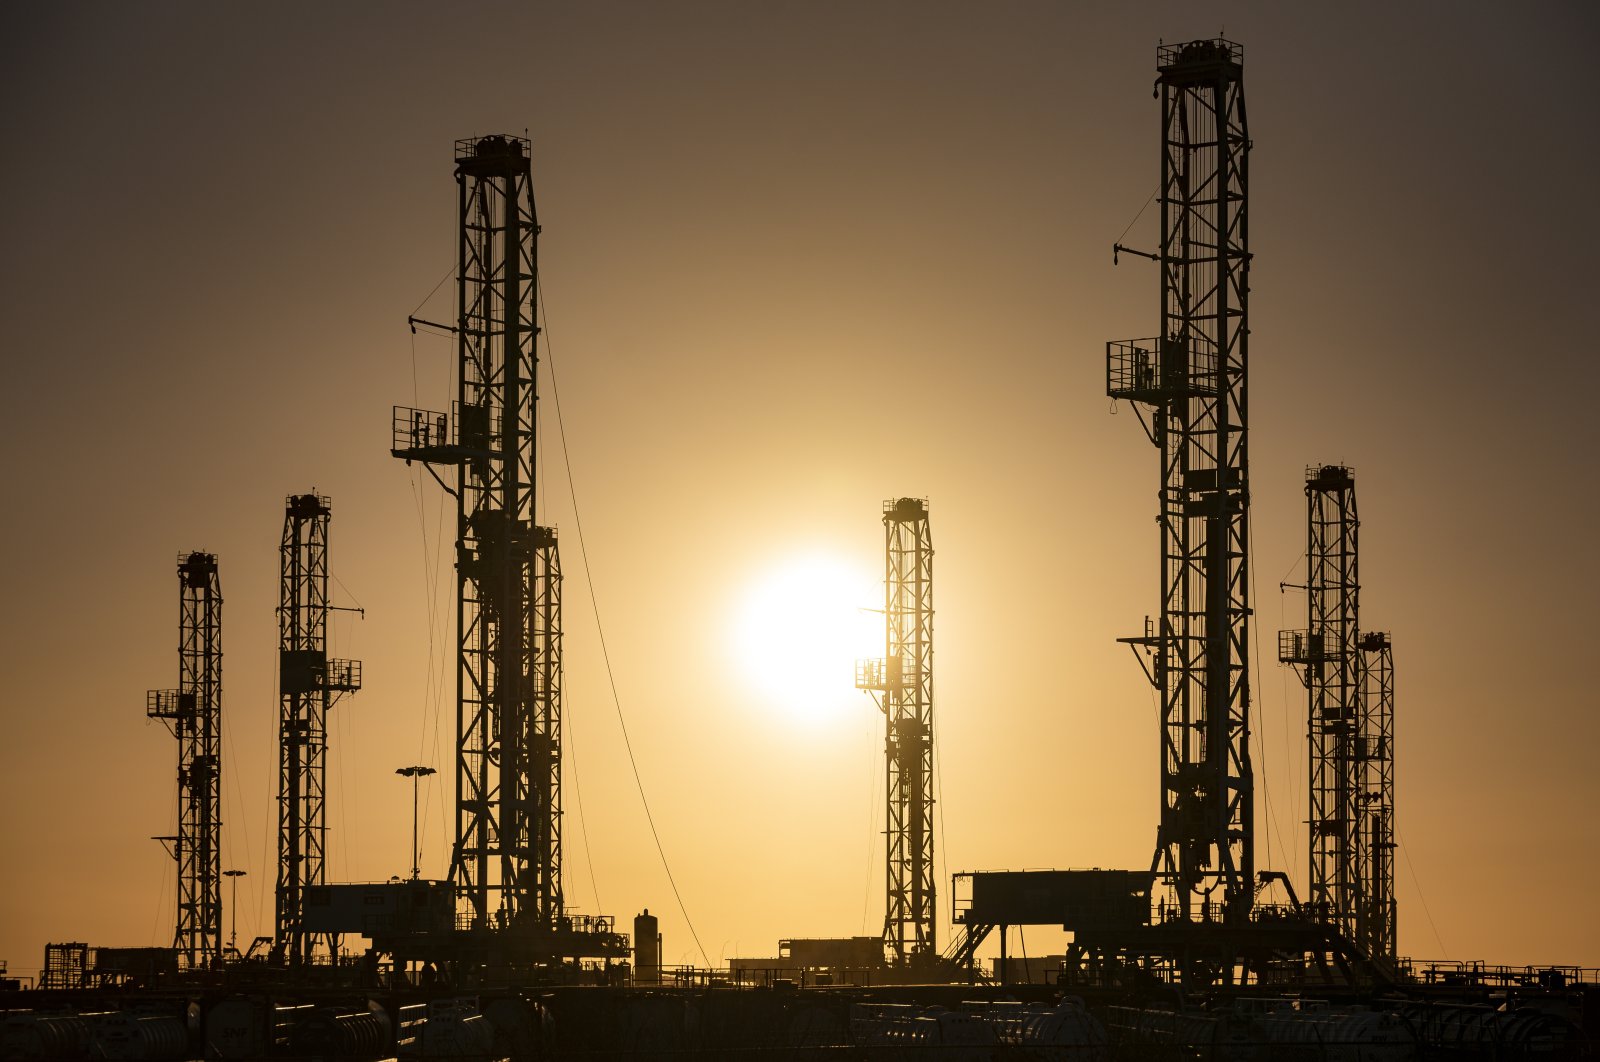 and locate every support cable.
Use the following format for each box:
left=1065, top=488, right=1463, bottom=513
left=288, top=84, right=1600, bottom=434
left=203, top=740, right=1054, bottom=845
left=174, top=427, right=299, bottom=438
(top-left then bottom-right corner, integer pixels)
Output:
left=565, top=680, right=603, bottom=915
left=1113, top=187, right=1160, bottom=248
left=538, top=277, right=711, bottom=968
left=410, top=262, right=455, bottom=319
left=1248, top=518, right=1291, bottom=878
left=402, top=311, right=452, bottom=867
left=1398, top=826, right=1449, bottom=958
